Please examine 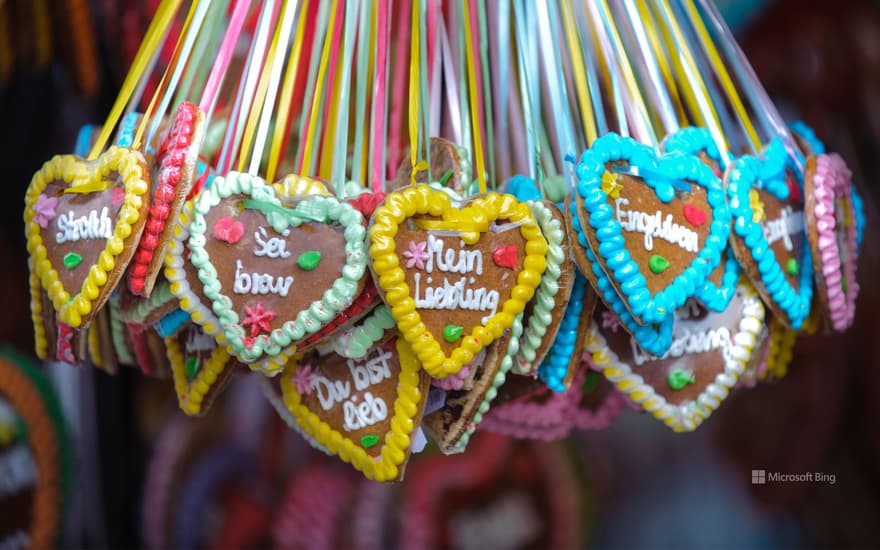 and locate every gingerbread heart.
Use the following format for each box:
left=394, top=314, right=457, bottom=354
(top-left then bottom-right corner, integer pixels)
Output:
left=725, top=138, right=813, bottom=329
left=25, top=146, right=152, bottom=328
left=568, top=132, right=730, bottom=326
left=586, top=282, right=765, bottom=432
left=166, top=322, right=238, bottom=416
left=804, top=153, right=859, bottom=331
left=503, top=178, right=576, bottom=376
left=662, top=127, right=741, bottom=312
left=128, top=101, right=205, bottom=296
left=422, top=313, right=523, bottom=454
left=369, top=185, right=547, bottom=378
left=187, top=172, right=367, bottom=372
left=279, top=336, right=431, bottom=481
